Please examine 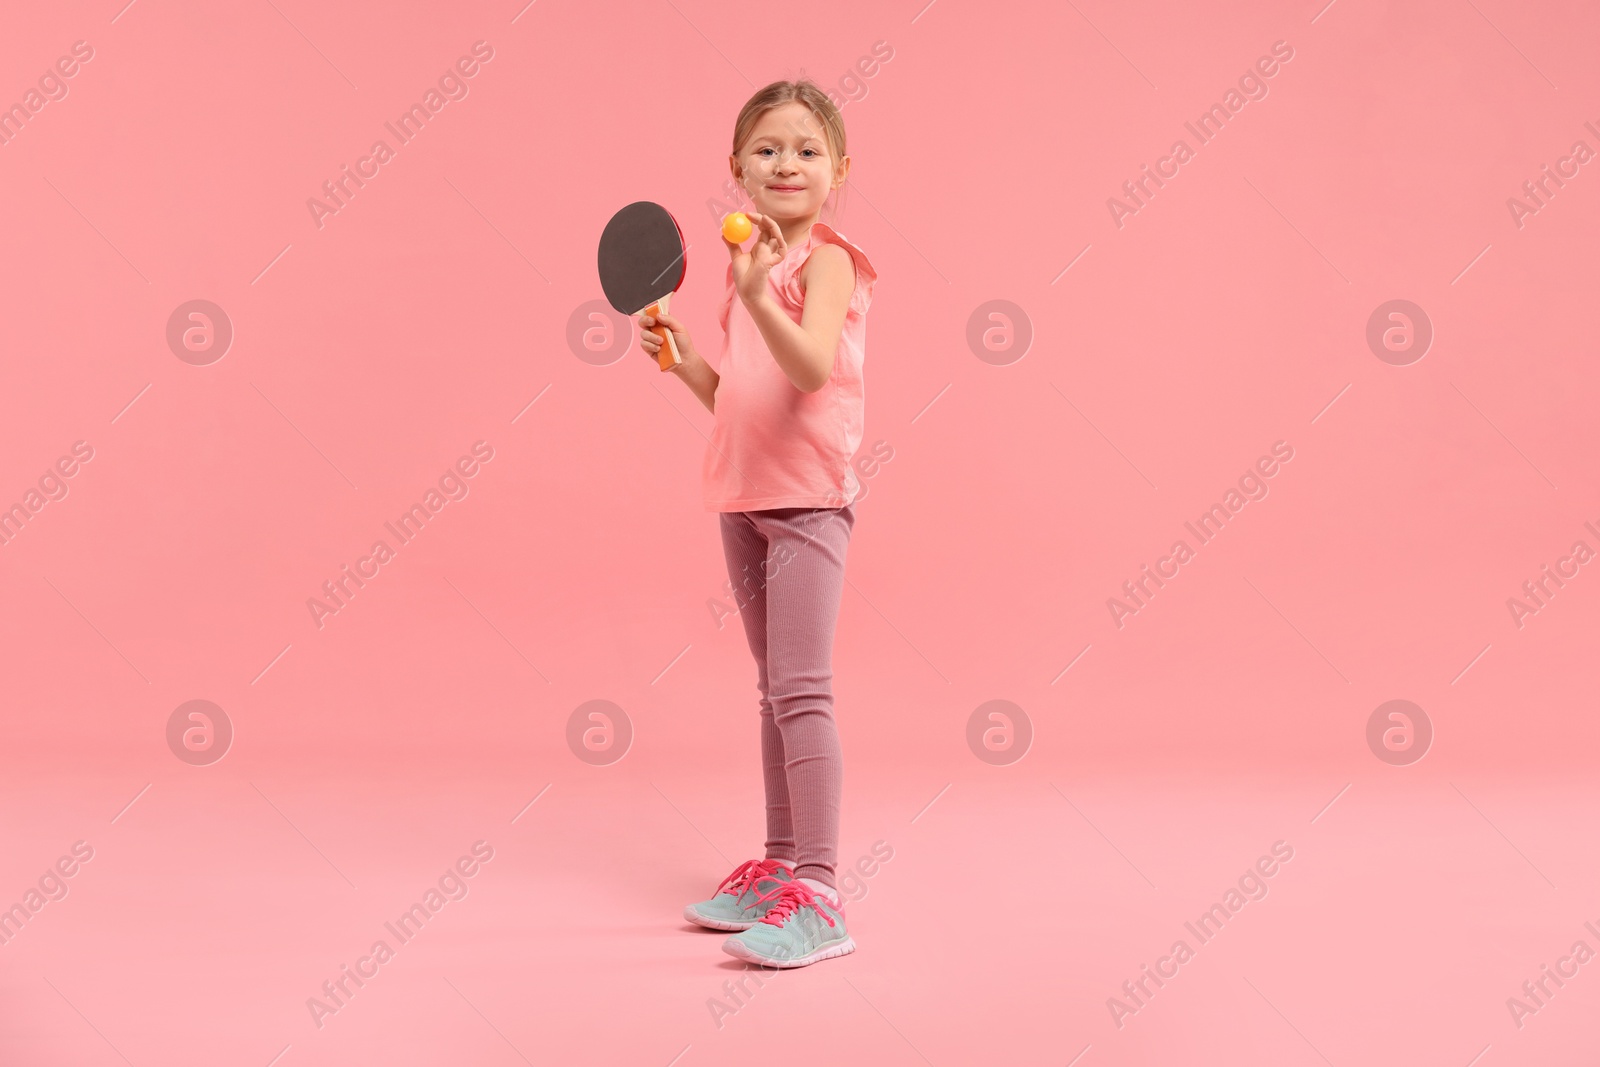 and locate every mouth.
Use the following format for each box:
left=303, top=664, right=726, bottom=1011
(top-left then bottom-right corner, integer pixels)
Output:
left=768, top=185, right=804, bottom=194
